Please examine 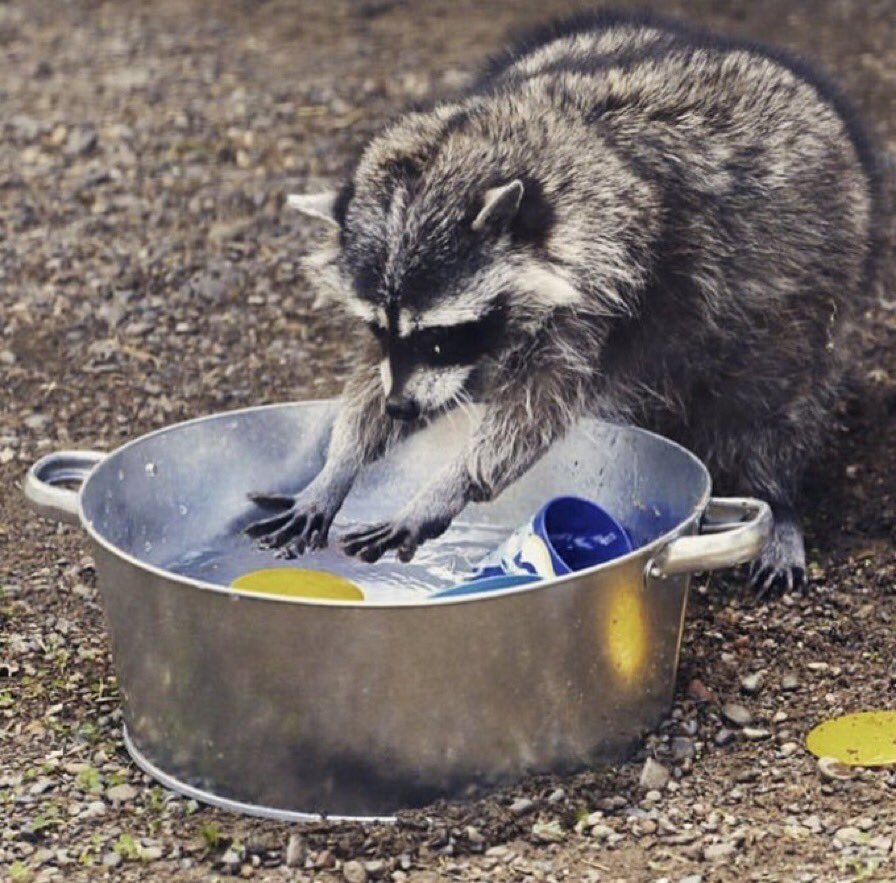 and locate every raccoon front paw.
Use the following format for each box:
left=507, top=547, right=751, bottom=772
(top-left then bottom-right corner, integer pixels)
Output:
left=747, top=516, right=806, bottom=595
left=340, top=512, right=453, bottom=564
left=244, top=489, right=339, bottom=557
